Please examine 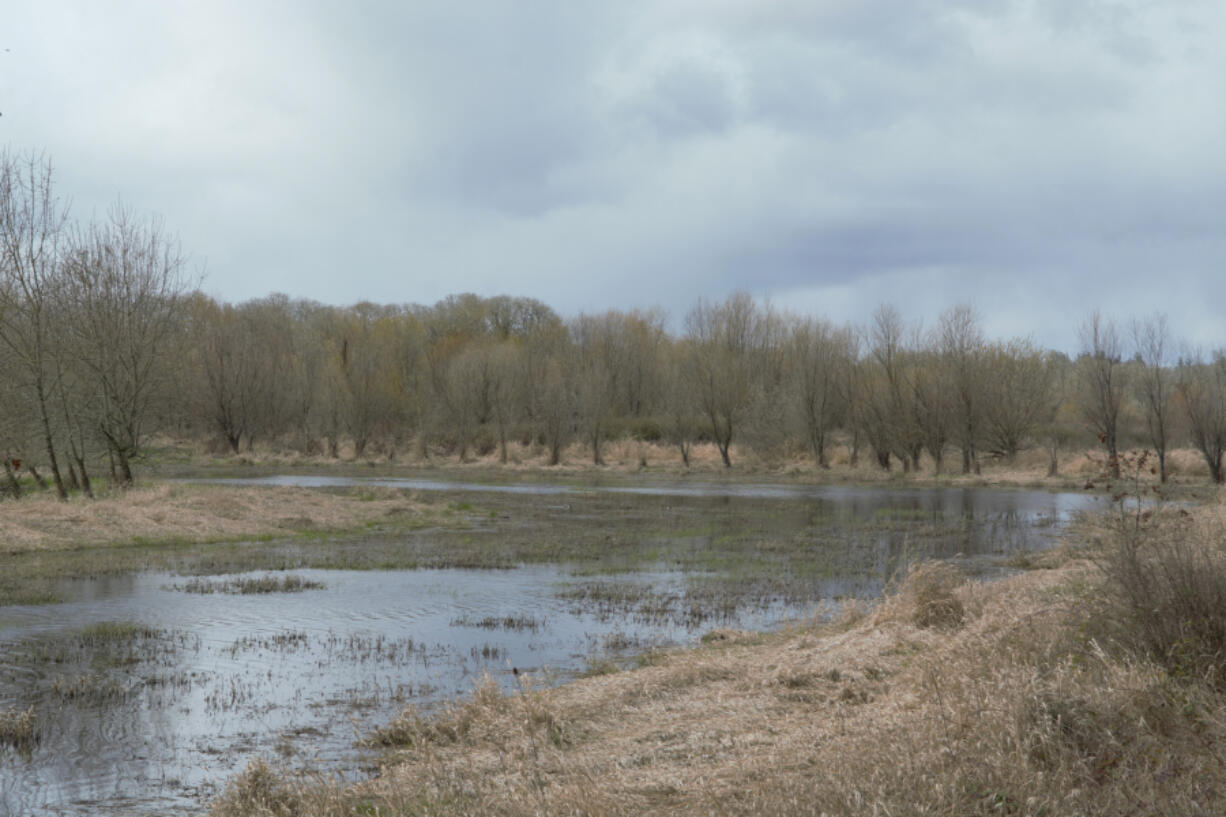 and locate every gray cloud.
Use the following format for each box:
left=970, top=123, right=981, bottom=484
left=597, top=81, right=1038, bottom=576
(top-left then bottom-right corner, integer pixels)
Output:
left=2, top=0, right=1223, bottom=352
